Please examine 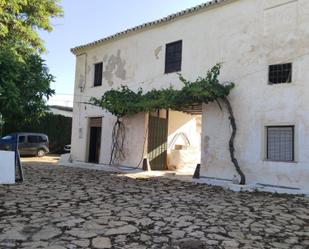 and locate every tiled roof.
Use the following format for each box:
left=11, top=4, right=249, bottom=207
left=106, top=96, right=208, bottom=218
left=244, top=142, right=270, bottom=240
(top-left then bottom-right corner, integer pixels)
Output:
left=71, top=0, right=229, bottom=54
